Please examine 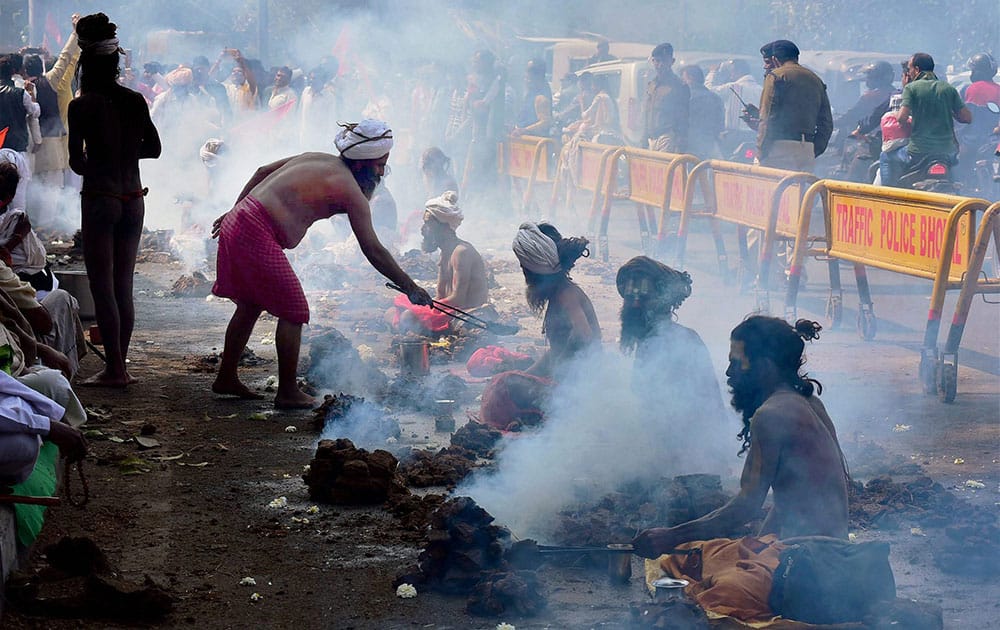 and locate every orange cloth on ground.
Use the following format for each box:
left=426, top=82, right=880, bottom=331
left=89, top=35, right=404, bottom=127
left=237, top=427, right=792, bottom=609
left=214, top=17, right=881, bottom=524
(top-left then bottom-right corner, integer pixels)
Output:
left=657, top=535, right=787, bottom=622
left=466, top=346, right=532, bottom=377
